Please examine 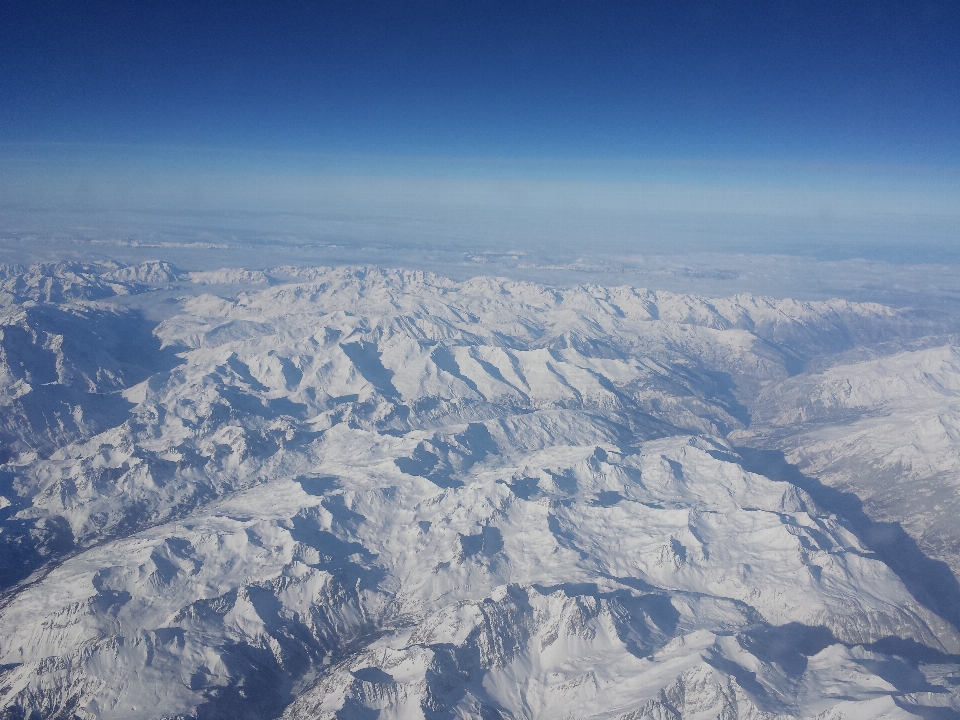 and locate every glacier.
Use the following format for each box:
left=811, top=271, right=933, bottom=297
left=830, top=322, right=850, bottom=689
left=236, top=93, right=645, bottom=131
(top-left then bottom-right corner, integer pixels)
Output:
left=1, top=261, right=959, bottom=719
